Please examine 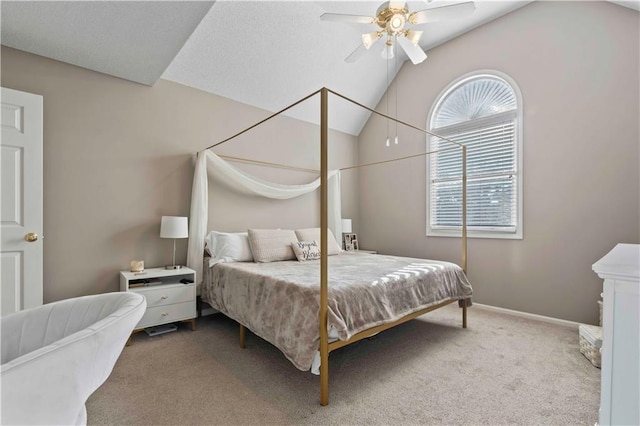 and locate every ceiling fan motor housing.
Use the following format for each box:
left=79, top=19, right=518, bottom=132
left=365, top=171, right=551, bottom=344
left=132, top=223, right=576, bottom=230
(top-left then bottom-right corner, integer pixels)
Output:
left=375, top=2, right=408, bottom=35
